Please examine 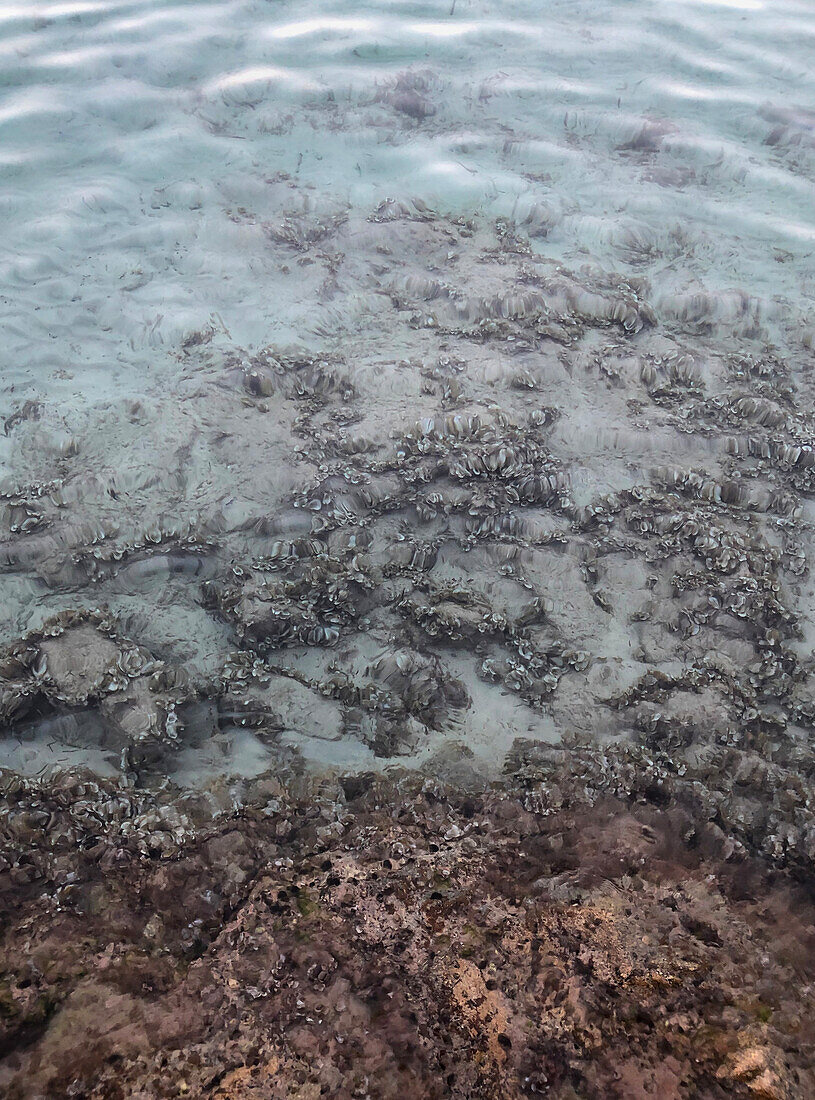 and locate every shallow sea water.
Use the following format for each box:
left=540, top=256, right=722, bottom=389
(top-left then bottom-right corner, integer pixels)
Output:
left=1, top=0, right=815, bottom=793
